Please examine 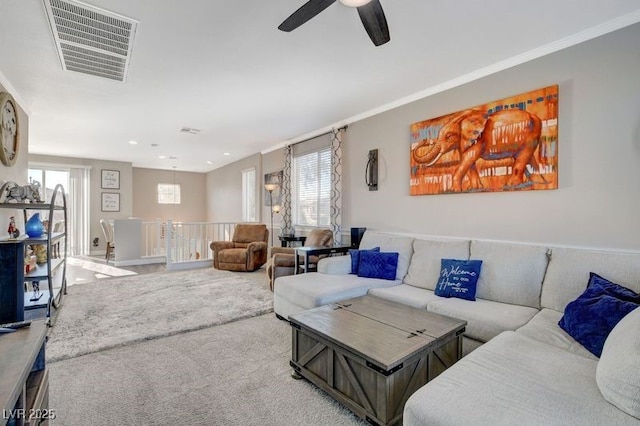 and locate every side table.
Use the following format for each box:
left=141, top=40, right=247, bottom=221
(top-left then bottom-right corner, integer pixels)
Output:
left=278, top=235, right=307, bottom=248
left=294, top=245, right=351, bottom=274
